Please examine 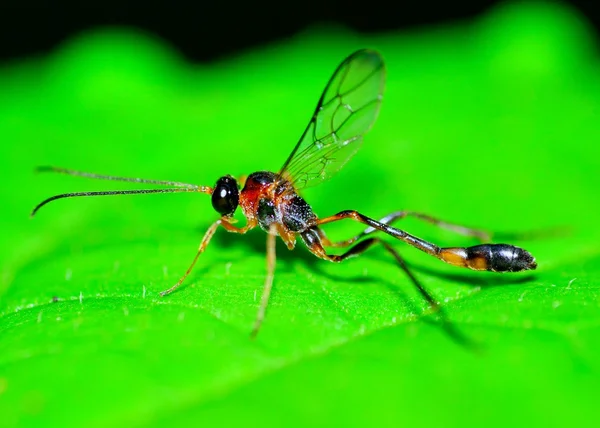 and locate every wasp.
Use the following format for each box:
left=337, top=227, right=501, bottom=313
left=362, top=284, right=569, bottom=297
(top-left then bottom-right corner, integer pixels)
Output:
left=32, top=50, right=537, bottom=336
